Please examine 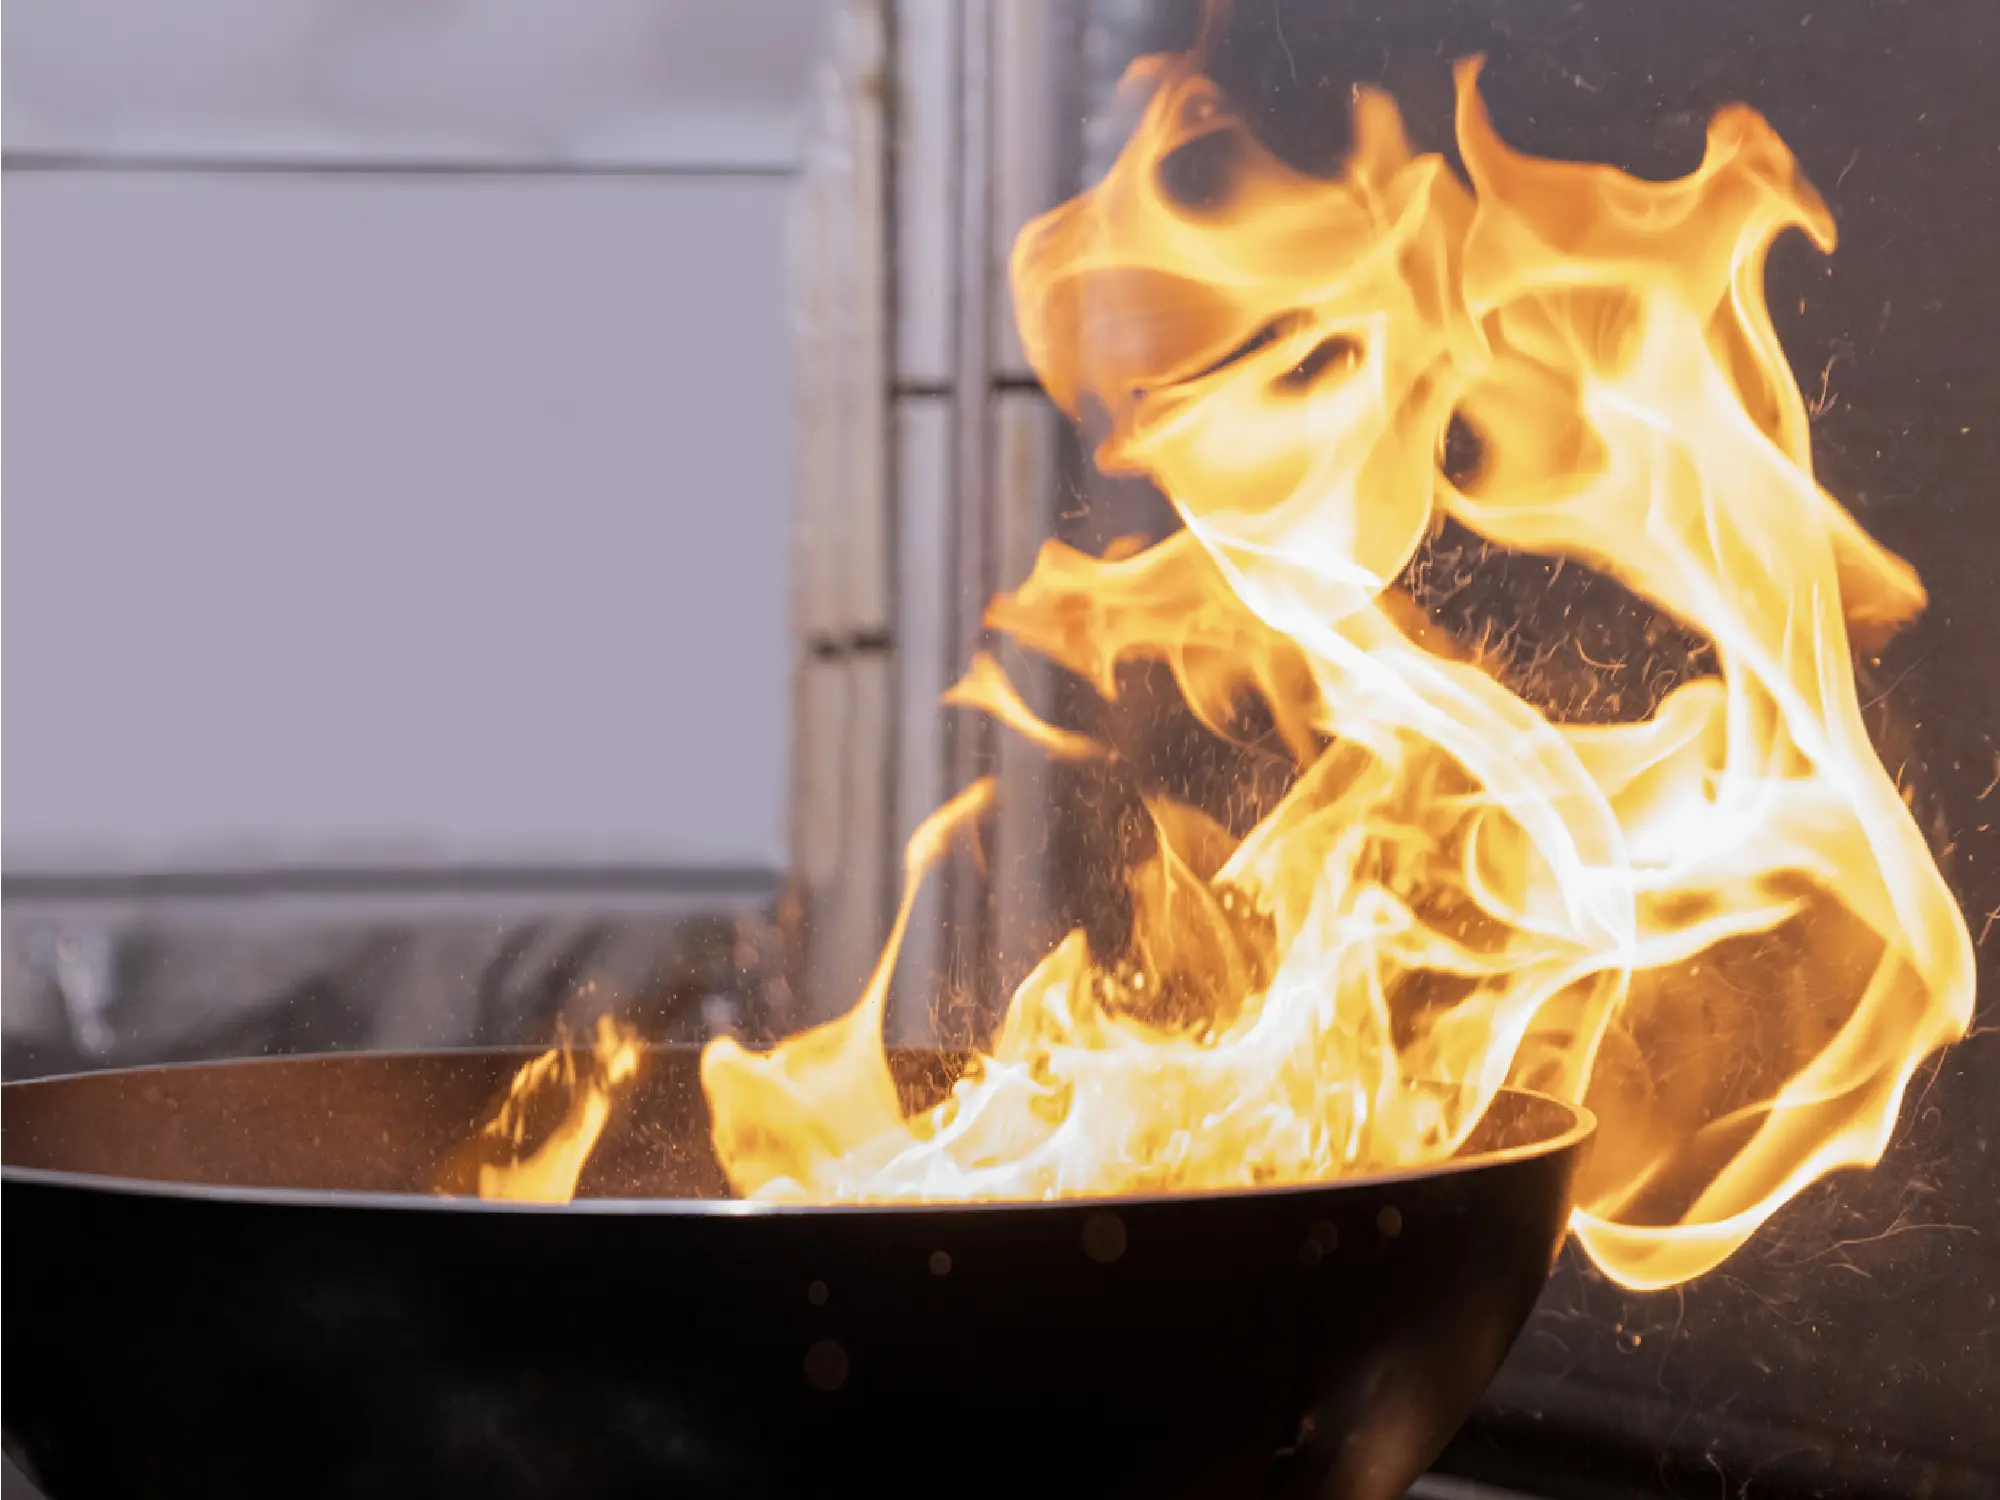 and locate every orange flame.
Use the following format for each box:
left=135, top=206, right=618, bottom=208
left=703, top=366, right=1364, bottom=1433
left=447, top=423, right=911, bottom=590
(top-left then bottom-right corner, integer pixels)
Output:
left=472, top=1016, right=642, bottom=1204
left=704, top=52, right=1974, bottom=1290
